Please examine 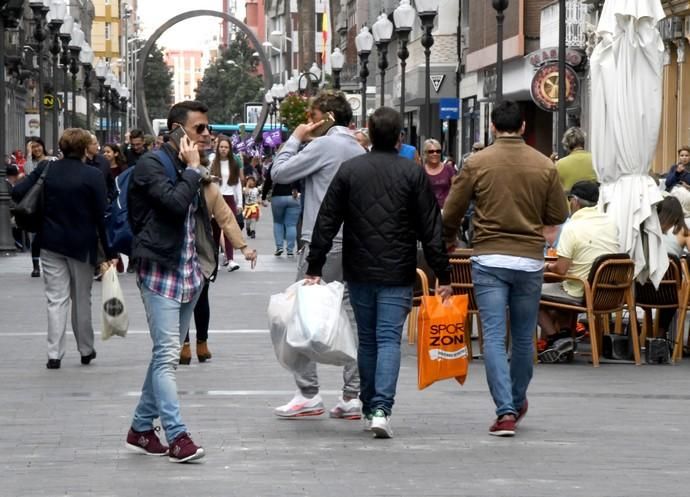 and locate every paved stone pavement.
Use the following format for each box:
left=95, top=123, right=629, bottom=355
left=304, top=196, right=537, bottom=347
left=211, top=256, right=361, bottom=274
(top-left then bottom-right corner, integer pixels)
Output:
left=1, top=211, right=690, bottom=497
